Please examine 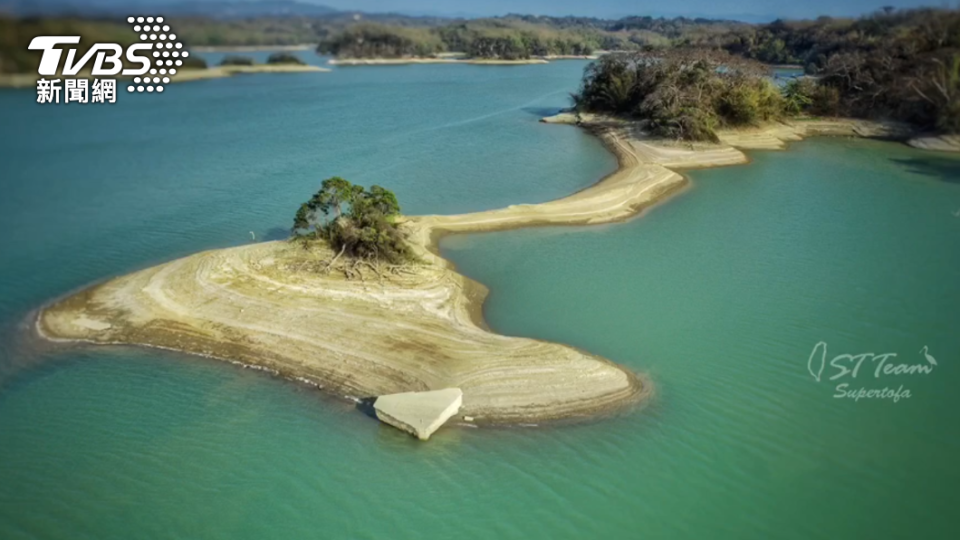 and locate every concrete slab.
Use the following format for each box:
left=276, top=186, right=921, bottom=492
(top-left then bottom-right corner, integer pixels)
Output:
left=374, top=388, right=463, bottom=440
